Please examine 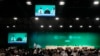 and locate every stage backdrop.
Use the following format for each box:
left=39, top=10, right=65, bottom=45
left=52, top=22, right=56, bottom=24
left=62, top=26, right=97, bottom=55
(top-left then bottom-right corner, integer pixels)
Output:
left=29, top=32, right=100, bottom=48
